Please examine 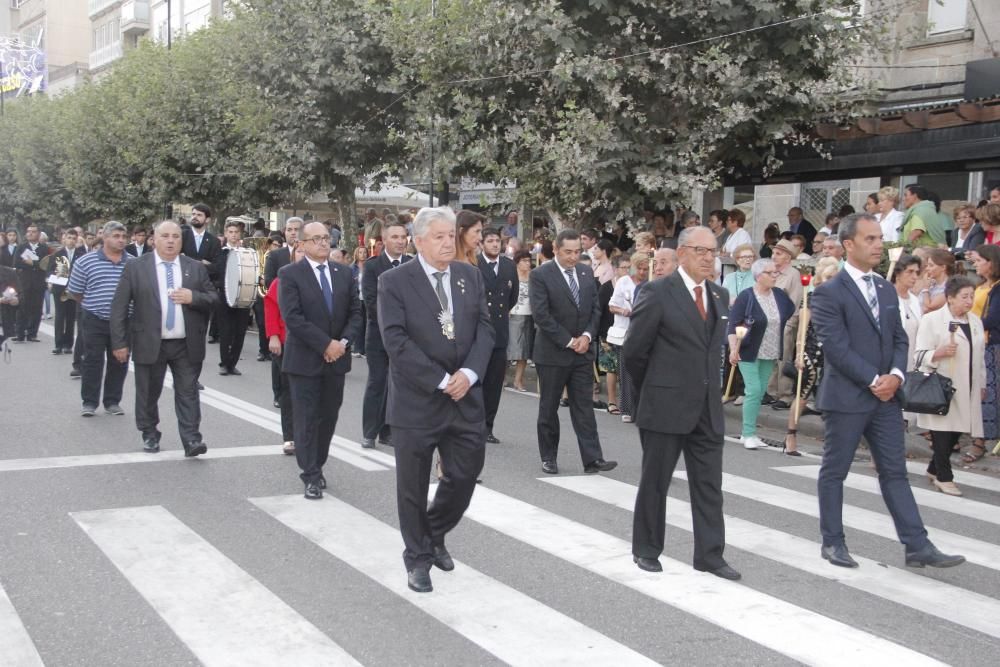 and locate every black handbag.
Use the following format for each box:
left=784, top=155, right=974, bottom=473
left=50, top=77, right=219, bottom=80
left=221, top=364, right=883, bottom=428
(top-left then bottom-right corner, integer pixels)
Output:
left=900, top=352, right=956, bottom=415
